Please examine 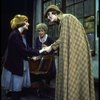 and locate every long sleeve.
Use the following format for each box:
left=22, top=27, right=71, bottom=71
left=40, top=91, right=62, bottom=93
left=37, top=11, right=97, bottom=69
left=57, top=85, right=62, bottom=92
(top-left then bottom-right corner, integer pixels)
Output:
left=9, top=31, right=39, bottom=59
left=51, top=39, right=61, bottom=50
